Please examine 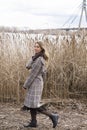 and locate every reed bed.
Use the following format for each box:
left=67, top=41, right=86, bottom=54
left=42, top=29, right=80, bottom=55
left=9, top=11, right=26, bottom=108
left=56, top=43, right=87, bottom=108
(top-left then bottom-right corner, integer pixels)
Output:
left=0, top=30, right=87, bottom=103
